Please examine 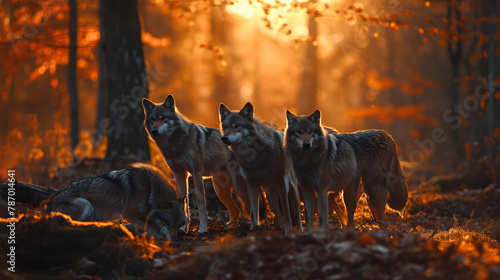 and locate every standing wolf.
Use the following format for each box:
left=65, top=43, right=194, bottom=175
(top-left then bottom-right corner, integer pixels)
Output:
left=285, top=110, right=408, bottom=230
left=143, top=95, right=248, bottom=233
left=219, top=102, right=302, bottom=235
left=46, top=163, right=188, bottom=240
